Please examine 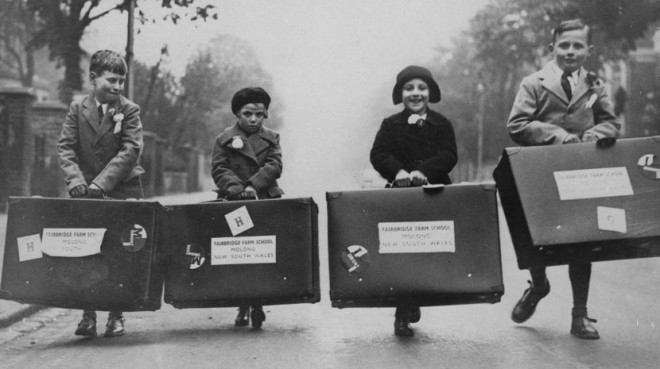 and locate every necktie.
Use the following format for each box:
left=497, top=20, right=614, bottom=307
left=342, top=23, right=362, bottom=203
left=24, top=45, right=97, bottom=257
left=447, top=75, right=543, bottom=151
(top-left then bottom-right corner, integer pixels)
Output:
left=97, top=105, right=104, bottom=126
left=561, top=71, right=572, bottom=101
